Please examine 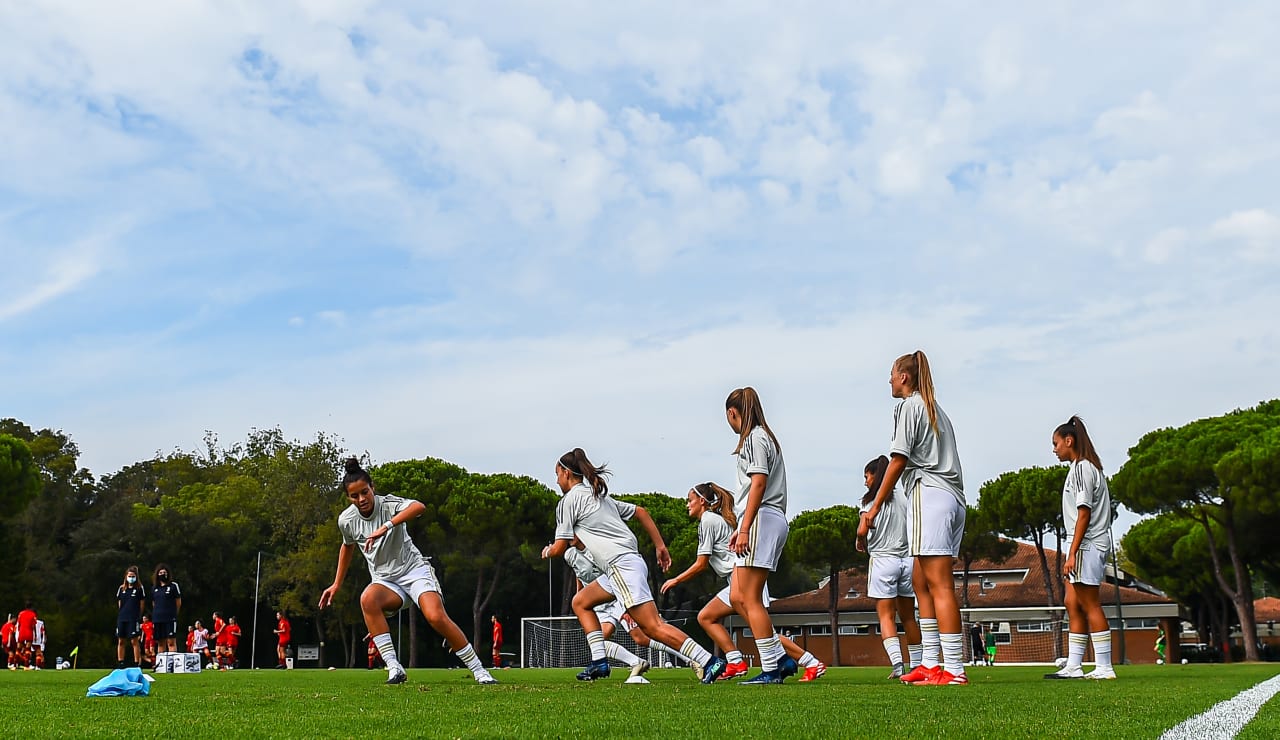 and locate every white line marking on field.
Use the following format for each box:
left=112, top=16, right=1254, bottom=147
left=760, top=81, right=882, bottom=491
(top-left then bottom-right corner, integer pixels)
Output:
left=1160, top=672, right=1280, bottom=740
